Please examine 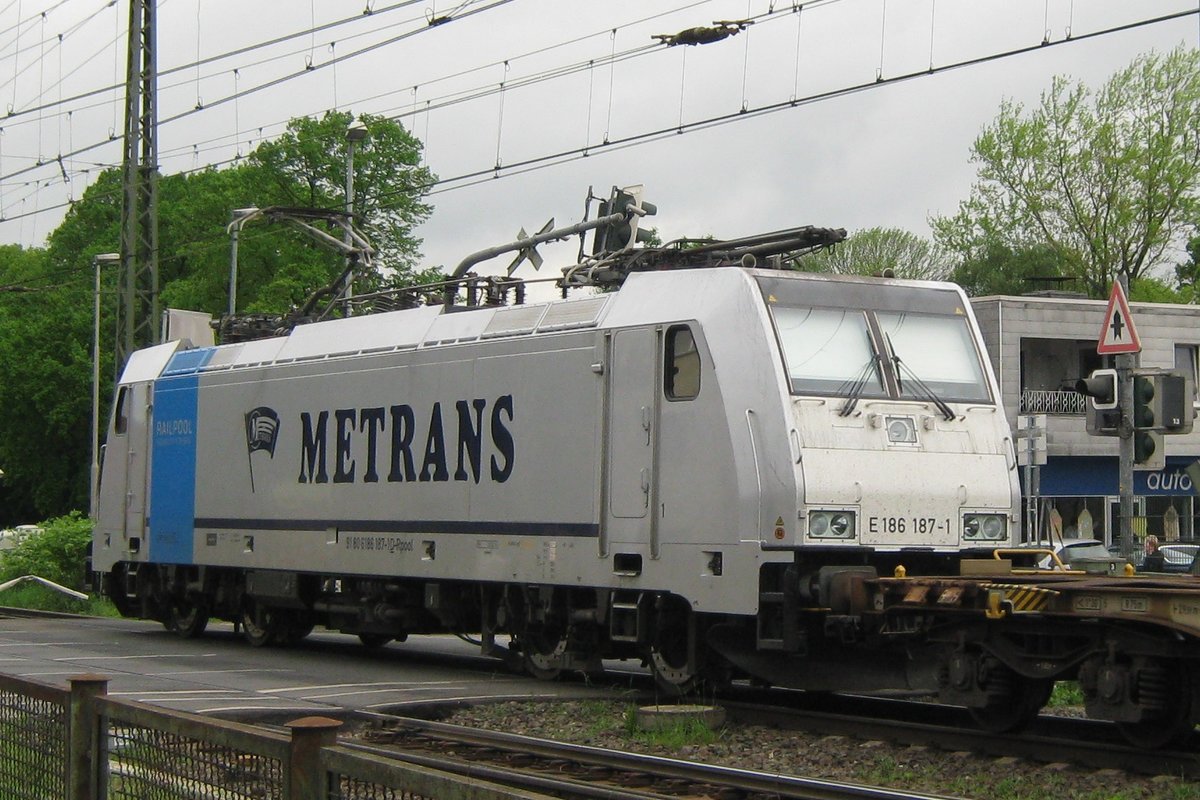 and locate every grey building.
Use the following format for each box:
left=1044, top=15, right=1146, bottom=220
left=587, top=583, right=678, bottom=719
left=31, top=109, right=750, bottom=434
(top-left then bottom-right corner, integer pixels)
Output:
left=972, top=294, right=1200, bottom=545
